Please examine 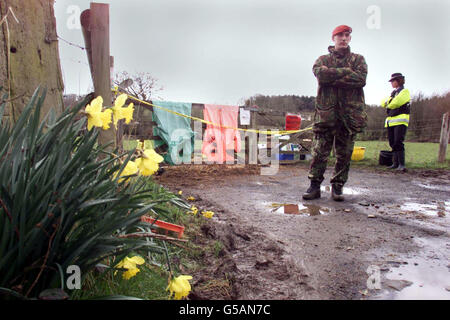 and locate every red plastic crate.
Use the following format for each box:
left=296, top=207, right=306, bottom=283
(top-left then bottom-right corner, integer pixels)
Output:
left=140, top=215, right=185, bottom=239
